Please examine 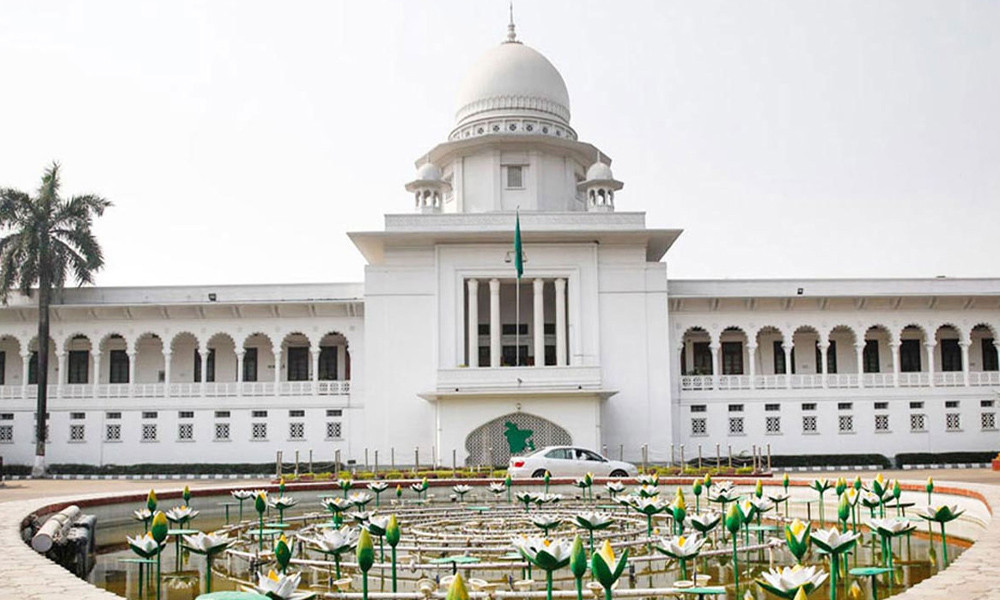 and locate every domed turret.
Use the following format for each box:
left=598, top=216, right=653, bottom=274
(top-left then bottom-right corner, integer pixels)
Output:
left=449, top=21, right=576, bottom=141
left=405, top=163, right=451, bottom=213
left=578, top=160, right=623, bottom=212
